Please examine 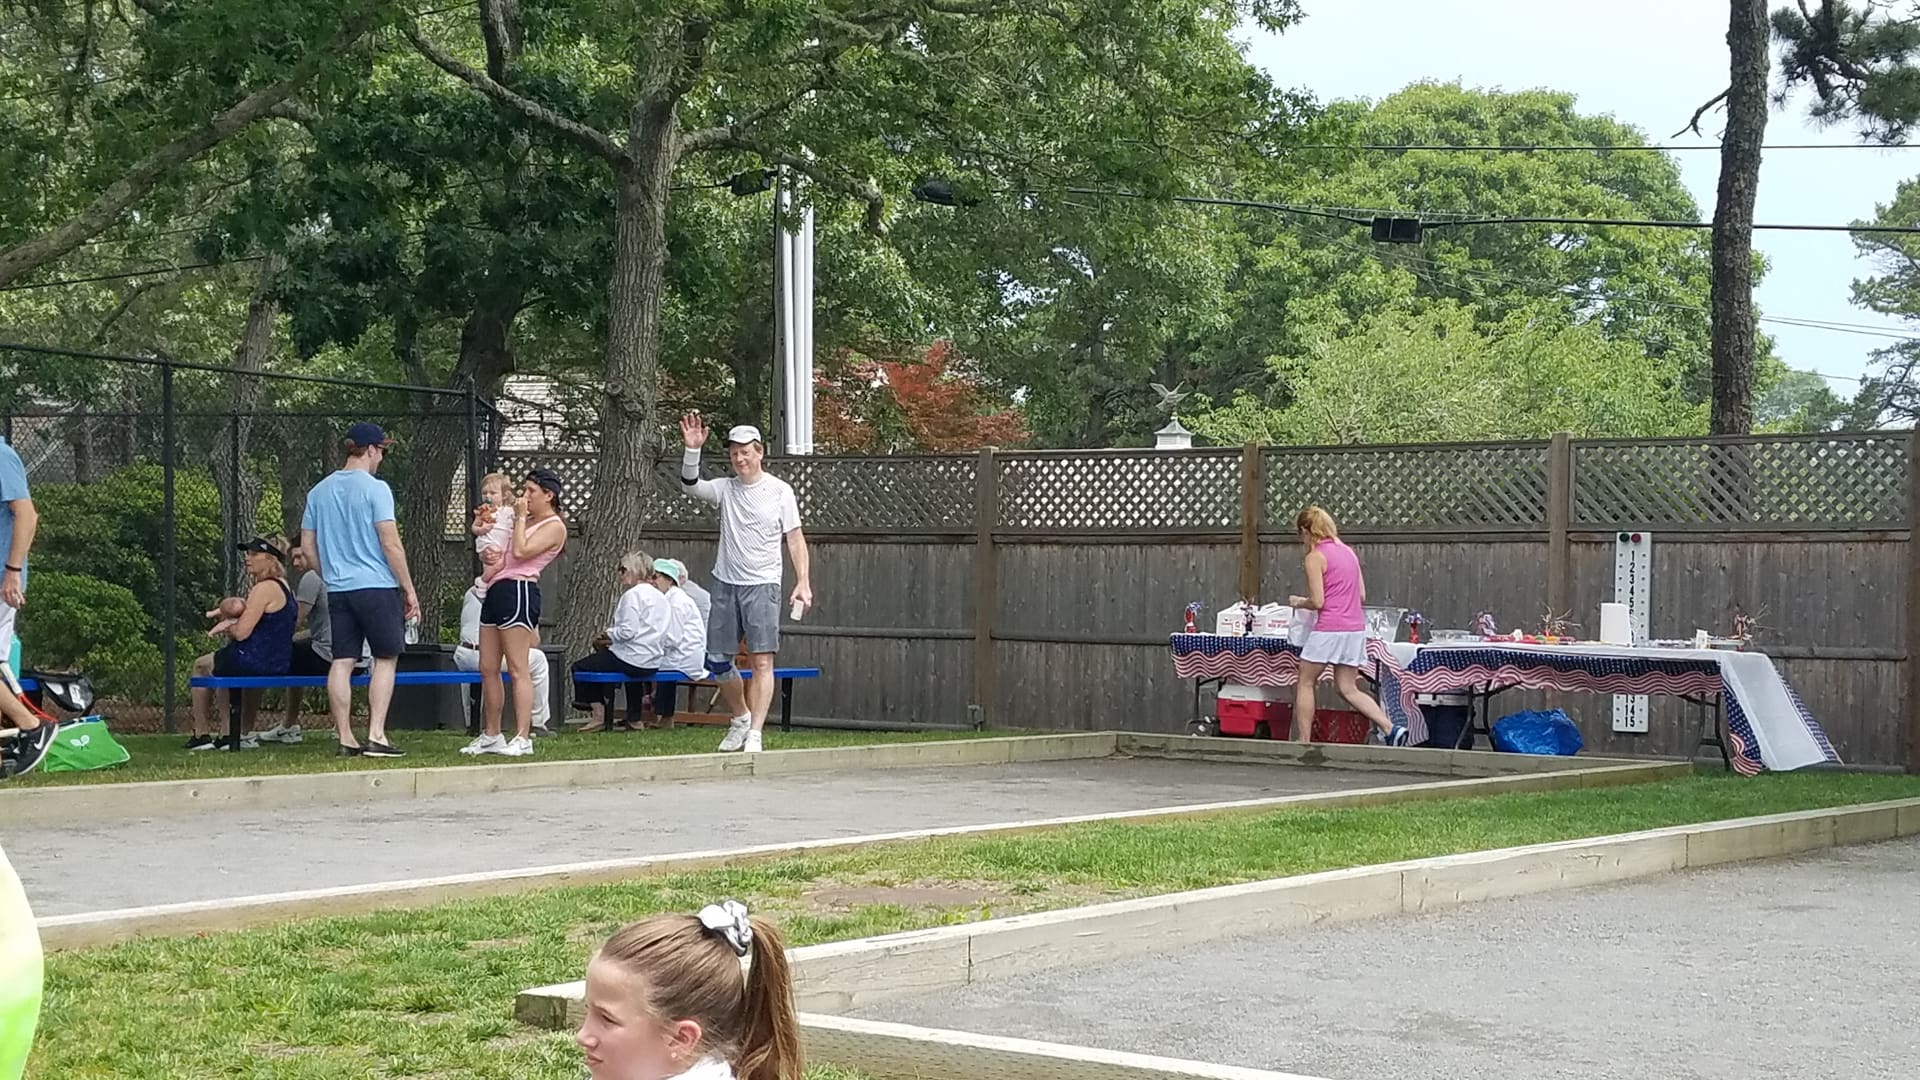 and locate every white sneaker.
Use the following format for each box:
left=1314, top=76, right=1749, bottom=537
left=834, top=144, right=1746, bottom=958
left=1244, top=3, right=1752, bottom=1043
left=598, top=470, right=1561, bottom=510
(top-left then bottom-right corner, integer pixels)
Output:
left=257, top=723, right=303, bottom=744
left=743, top=730, right=763, bottom=754
left=459, top=734, right=506, bottom=755
left=717, top=716, right=752, bottom=752
left=501, top=736, right=535, bottom=757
